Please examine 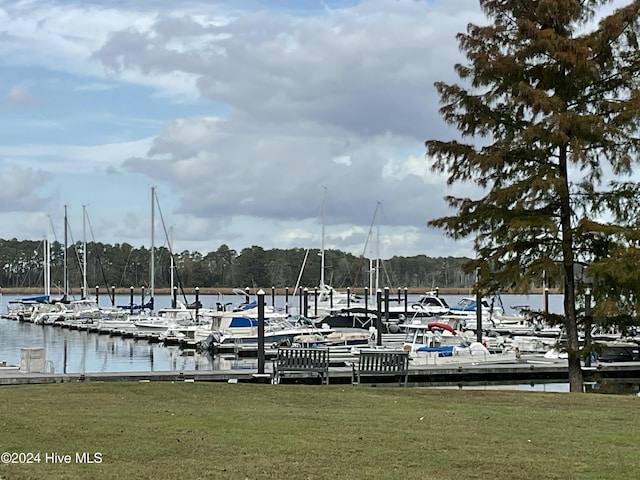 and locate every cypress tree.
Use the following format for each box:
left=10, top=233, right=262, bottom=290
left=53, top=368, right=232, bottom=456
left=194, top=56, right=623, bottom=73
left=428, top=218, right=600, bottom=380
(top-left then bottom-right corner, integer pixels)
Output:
left=426, top=1, right=640, bottom=392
